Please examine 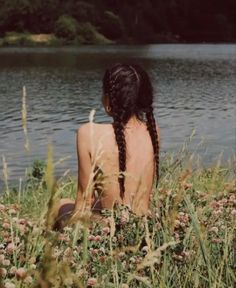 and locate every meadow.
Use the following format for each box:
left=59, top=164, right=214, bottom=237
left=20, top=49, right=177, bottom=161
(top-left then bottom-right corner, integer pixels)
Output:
left=0, top=146, right=235, bottom=288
